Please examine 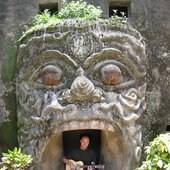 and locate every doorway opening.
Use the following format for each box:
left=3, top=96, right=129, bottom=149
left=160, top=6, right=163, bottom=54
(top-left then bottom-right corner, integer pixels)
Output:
left=41, top=130, right=124, bottom=170
left=166, top=125, right=170, bottom=131
left=39, top=3, right=58, bottom=14
left=109, top=1, right=130, bottom=18
left=63, top=129, right=101, bottom=164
